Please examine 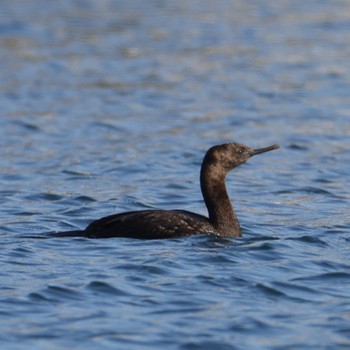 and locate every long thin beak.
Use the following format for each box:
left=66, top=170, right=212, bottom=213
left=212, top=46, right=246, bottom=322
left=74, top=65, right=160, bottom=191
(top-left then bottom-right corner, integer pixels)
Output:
left=251, top=144, right=280, bottom=156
